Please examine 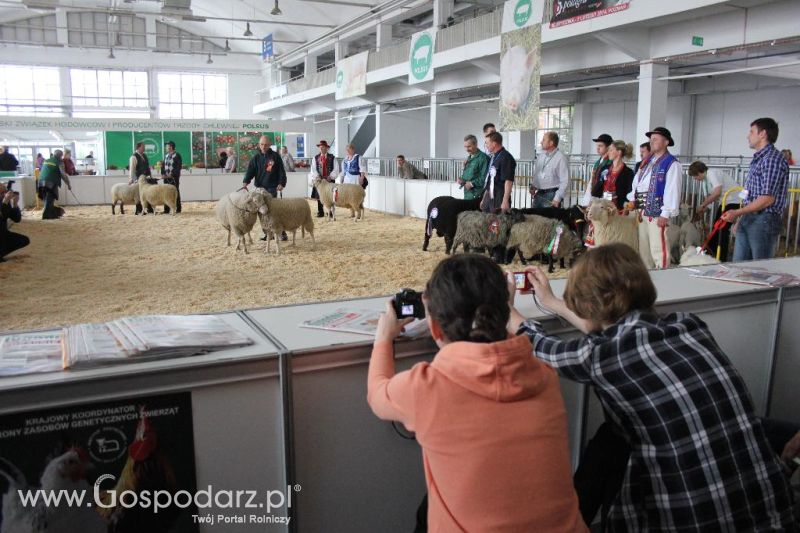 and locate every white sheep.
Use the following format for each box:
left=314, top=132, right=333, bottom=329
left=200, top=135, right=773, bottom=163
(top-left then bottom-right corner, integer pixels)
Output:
left=679, top=220, right=704, bottom=252
left=216, top=189, right=269, bottom=254
left=257, top=190, right=315, bottom=255
left=586, top=198, right=639, bottom=252
left=679, top=247, right=720, bottom=266
left=110, top=182, right=139, bottom=215
left=313, top=177, right=365, bottom=221
left=138, top=175, right=178, bottom=215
